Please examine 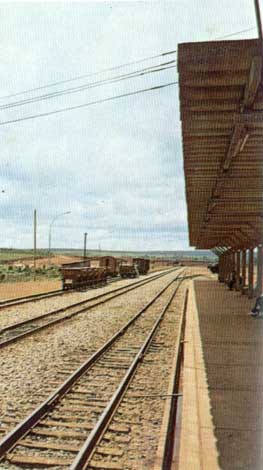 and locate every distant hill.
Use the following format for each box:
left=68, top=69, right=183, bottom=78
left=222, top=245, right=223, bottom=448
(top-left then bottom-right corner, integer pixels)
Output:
left=0, top=248, right=217, bottom=263
left=54, top=248, right=217, bottom=261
